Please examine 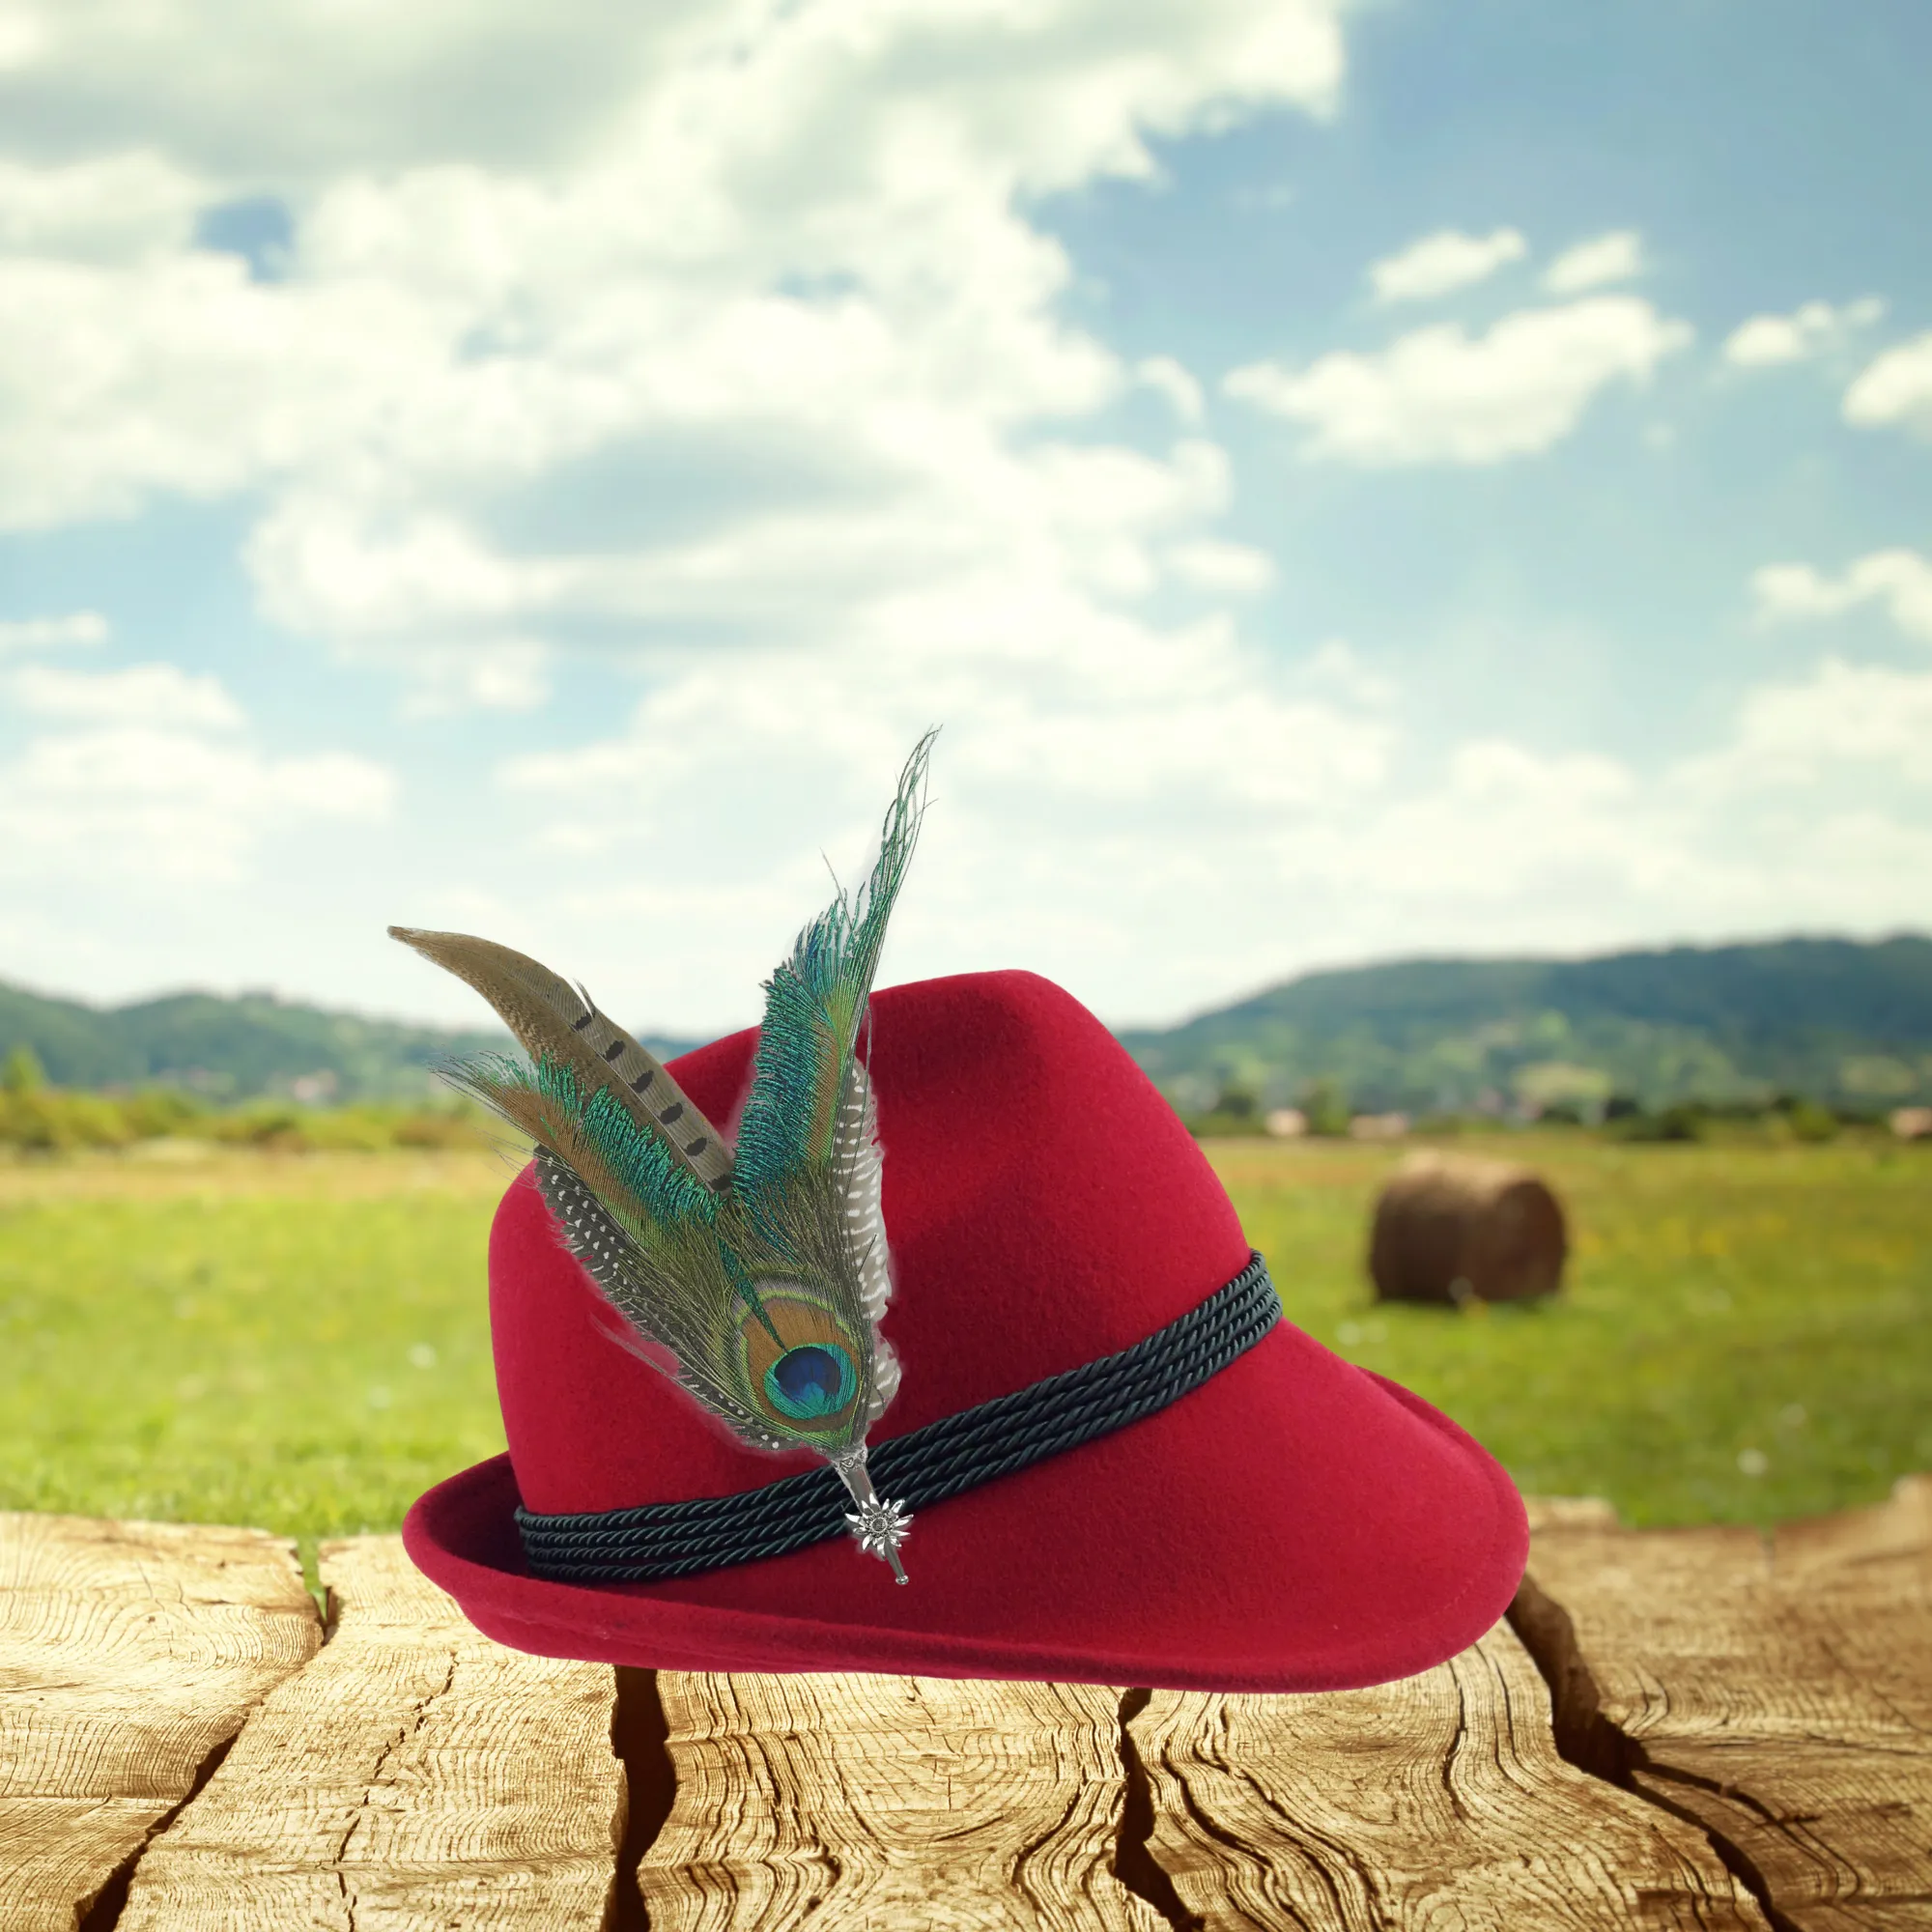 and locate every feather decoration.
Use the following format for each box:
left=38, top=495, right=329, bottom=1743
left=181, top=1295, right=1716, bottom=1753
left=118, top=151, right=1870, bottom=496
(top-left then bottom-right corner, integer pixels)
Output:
left=389, top=731, right=936, bottom=1581
left=733, top=728, right=934, bottom=1233
left=386, top=928, right=735, bottom=1194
